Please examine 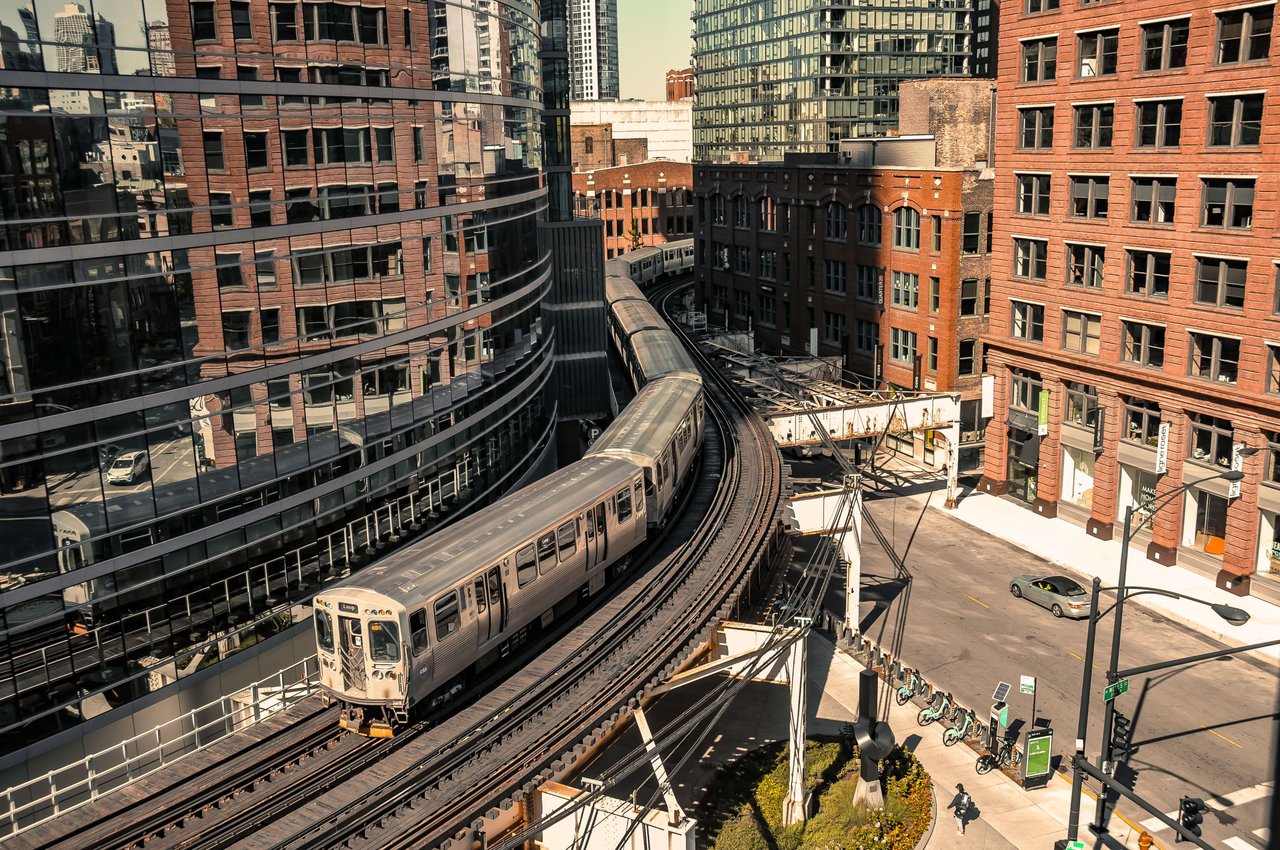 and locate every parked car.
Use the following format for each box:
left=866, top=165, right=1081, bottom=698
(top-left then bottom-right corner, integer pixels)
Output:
left=1009, top=574, right=1093, bottom=619
left=105, top=451, right=149, bottom=485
